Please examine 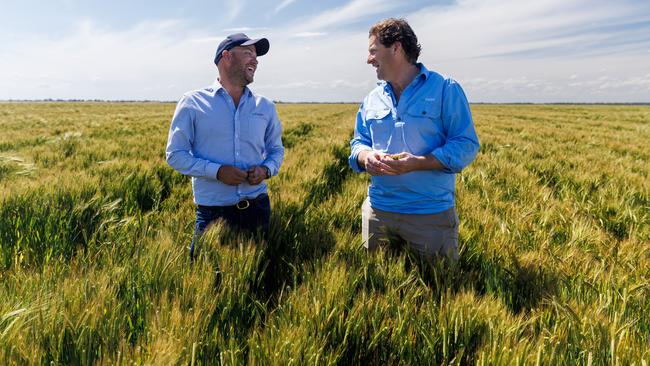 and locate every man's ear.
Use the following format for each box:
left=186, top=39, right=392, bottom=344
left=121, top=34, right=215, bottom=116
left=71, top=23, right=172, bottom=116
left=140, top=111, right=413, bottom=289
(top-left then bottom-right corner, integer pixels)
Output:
left=222, top=50, right=231, bottom=63
left=392, top=41, right=402, bottom=55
